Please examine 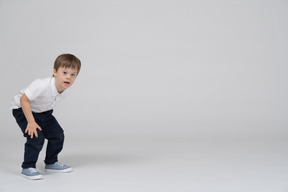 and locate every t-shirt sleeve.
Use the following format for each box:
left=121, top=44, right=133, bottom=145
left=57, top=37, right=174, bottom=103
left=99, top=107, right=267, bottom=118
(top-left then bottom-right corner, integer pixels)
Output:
left=24, top=79, right=46, bottom=101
